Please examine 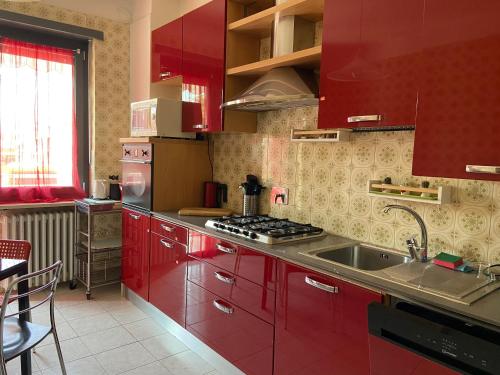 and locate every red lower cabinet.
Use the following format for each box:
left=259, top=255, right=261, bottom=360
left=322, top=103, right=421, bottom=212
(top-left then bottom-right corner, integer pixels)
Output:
left=121, top=208, right=150, bottom=301
left=274, top=261, right=383, bottom=375
left=186, top=281, right=274, bottom=375
left=149, top=233, right=188, bottom=327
